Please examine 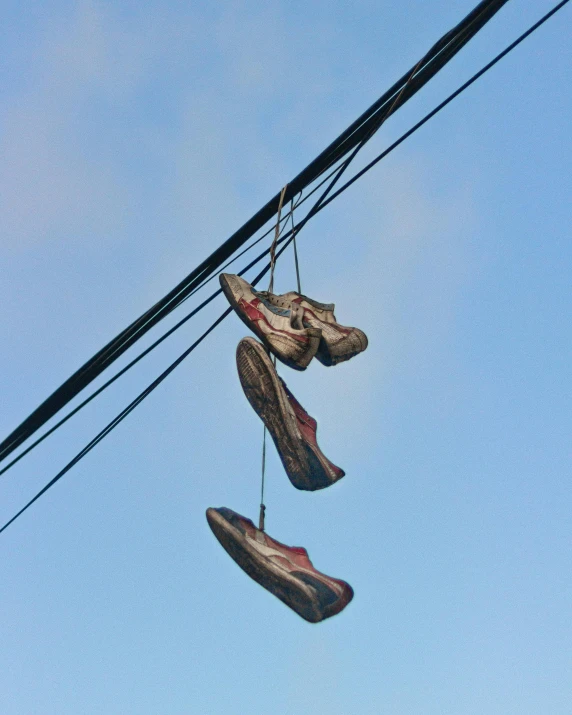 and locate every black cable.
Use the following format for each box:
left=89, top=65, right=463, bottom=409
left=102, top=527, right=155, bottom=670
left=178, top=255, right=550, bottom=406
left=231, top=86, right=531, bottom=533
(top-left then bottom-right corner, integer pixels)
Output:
left=1, top=0, right=568, bottom=534
left=0, top=233, right=313, bottom=534
left=0, top=0, right=511, bottom=464
left=0, top=209, right=304, bottom=478
left=3, top=0, right=567, bottom=477
left=0, top=138, right=357, bottom=530
left=0, top=170, right=339, bottom=478
left=0, top=290, right=222, bottom=477
left=0, top=308, right=232, bottom=536
left=0, top=203, right=308, bottom=478
left=0, top=34, right=405, bottom=477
